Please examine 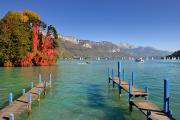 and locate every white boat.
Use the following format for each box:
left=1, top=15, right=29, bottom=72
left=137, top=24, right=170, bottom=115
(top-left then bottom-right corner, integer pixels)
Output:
left=135, top=58, right=144, bottom=63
